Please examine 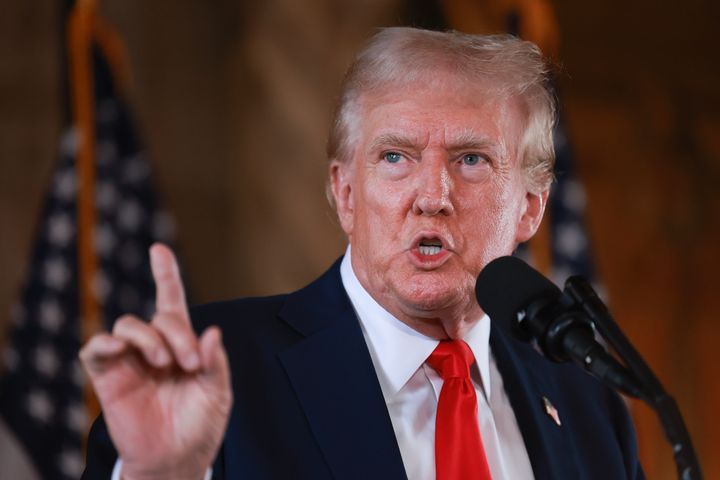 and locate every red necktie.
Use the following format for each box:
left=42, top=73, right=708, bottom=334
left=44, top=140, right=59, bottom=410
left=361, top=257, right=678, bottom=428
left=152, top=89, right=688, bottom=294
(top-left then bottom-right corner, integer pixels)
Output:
left=427, top=340, right=492, bottom=480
